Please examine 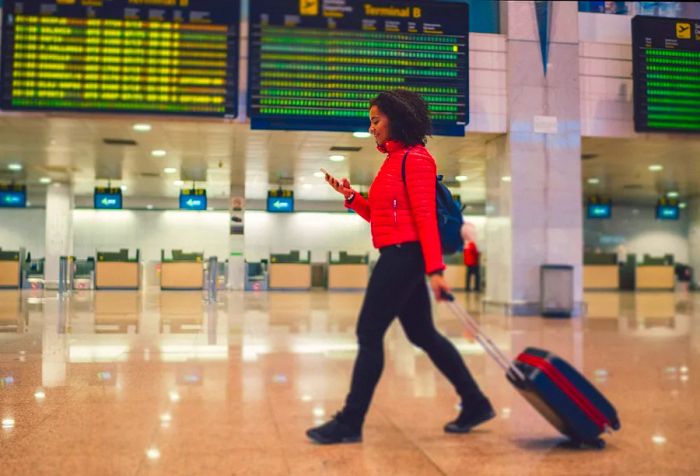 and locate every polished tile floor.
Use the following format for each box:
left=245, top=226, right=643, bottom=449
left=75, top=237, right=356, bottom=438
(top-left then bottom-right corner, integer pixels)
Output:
left=0, top=288, right=698, bottom=475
